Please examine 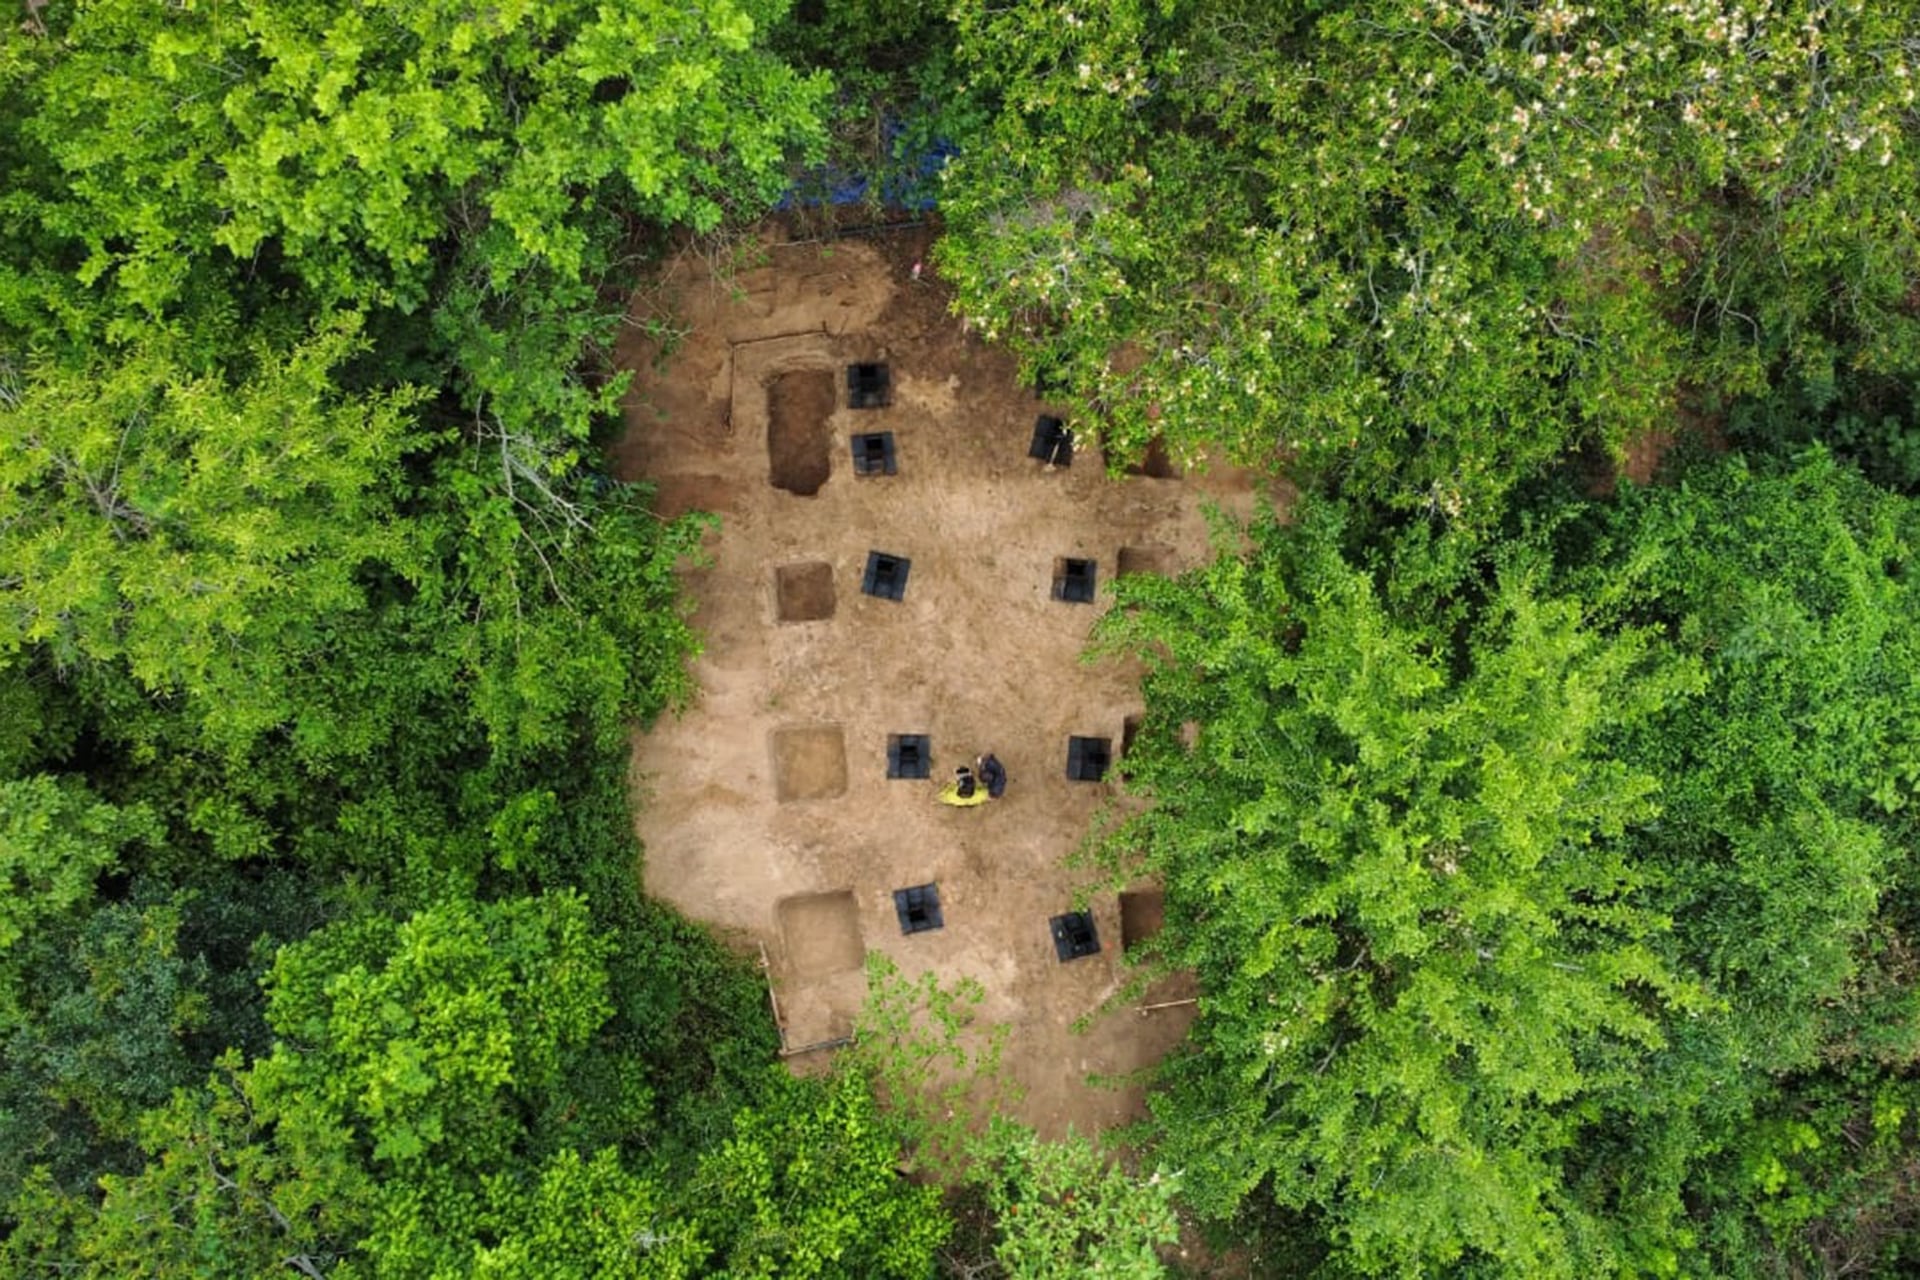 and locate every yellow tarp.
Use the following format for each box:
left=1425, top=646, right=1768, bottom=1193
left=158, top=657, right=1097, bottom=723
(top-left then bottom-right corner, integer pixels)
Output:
left=936, top=781, right=990, bottom=807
